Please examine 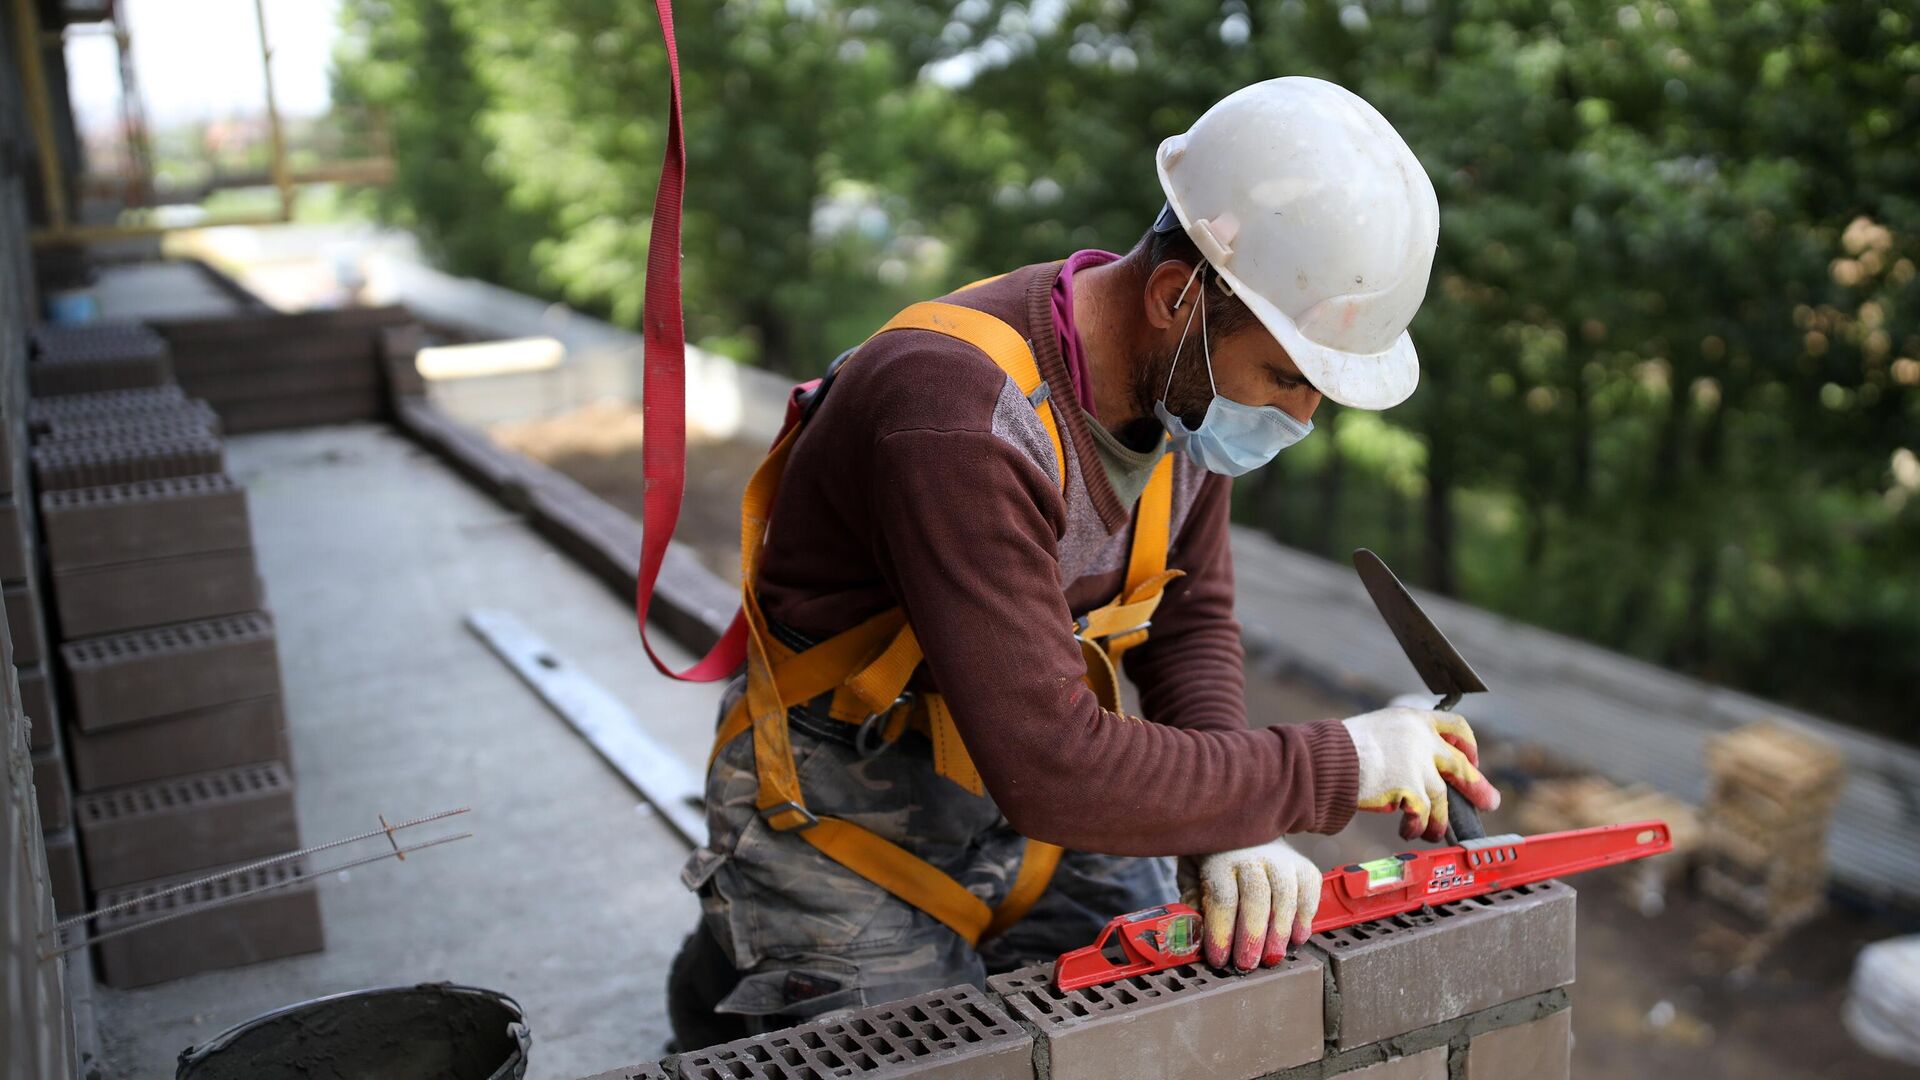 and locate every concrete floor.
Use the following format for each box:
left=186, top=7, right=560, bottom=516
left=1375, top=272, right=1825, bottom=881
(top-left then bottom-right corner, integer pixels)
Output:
left=92, top=424, right=713, bottom=1080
